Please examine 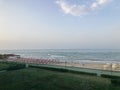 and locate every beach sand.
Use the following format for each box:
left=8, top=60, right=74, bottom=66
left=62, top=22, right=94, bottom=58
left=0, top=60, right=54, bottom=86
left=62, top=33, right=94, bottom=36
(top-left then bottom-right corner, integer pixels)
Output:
left=53, top=62, right=120, bottom=71
left=6, top=57, right=120, bottom=71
